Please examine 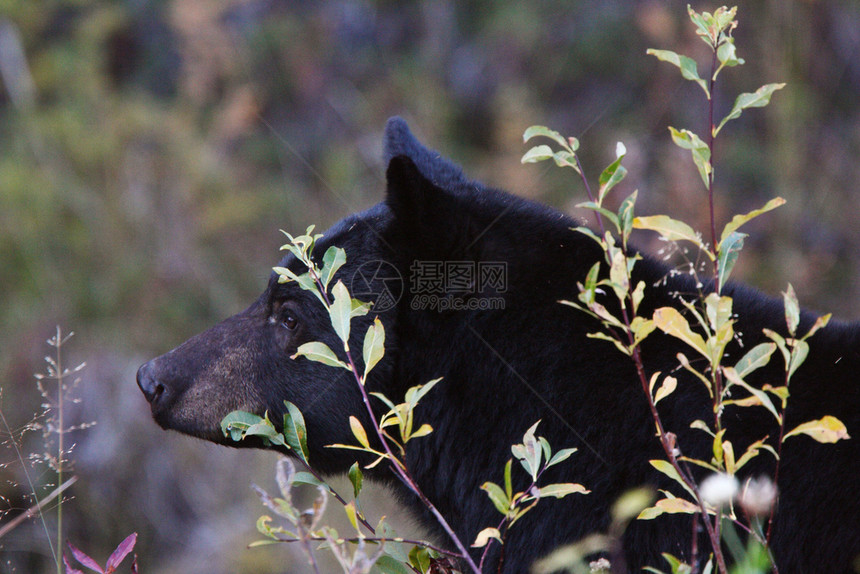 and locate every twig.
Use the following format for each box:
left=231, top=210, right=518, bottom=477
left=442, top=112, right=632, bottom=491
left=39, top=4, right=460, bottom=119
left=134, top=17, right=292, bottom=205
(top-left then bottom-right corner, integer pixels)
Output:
left=307, top=265, right=481, bottom=574
left=0, top=476, right=78, bottom=540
